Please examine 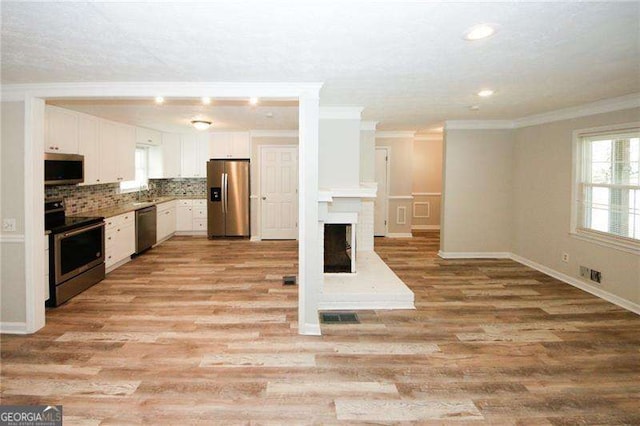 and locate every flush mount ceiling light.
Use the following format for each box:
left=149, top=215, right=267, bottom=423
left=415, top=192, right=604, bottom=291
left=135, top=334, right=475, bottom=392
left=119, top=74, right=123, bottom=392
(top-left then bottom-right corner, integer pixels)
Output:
left=201, top=96, right=211, bottom=105
left=191, top=120, right=212, bottom=131
left=469, top=105, right=480, bottom=111
left=154, top=96, right=164, bottom=104
left=477, top=89, right=494, bottom=97
left=464, top=24, right=496, bottom=41
left=249, top=97, right=259, bottom=106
